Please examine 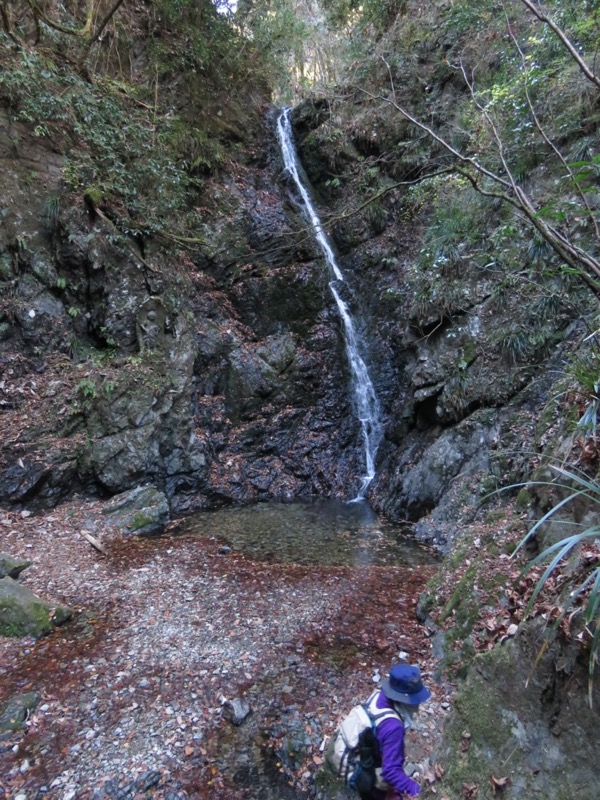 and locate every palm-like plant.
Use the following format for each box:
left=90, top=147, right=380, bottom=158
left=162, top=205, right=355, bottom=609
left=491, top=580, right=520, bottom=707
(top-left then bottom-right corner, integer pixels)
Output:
left=512, top=464, right=600, bottom=705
